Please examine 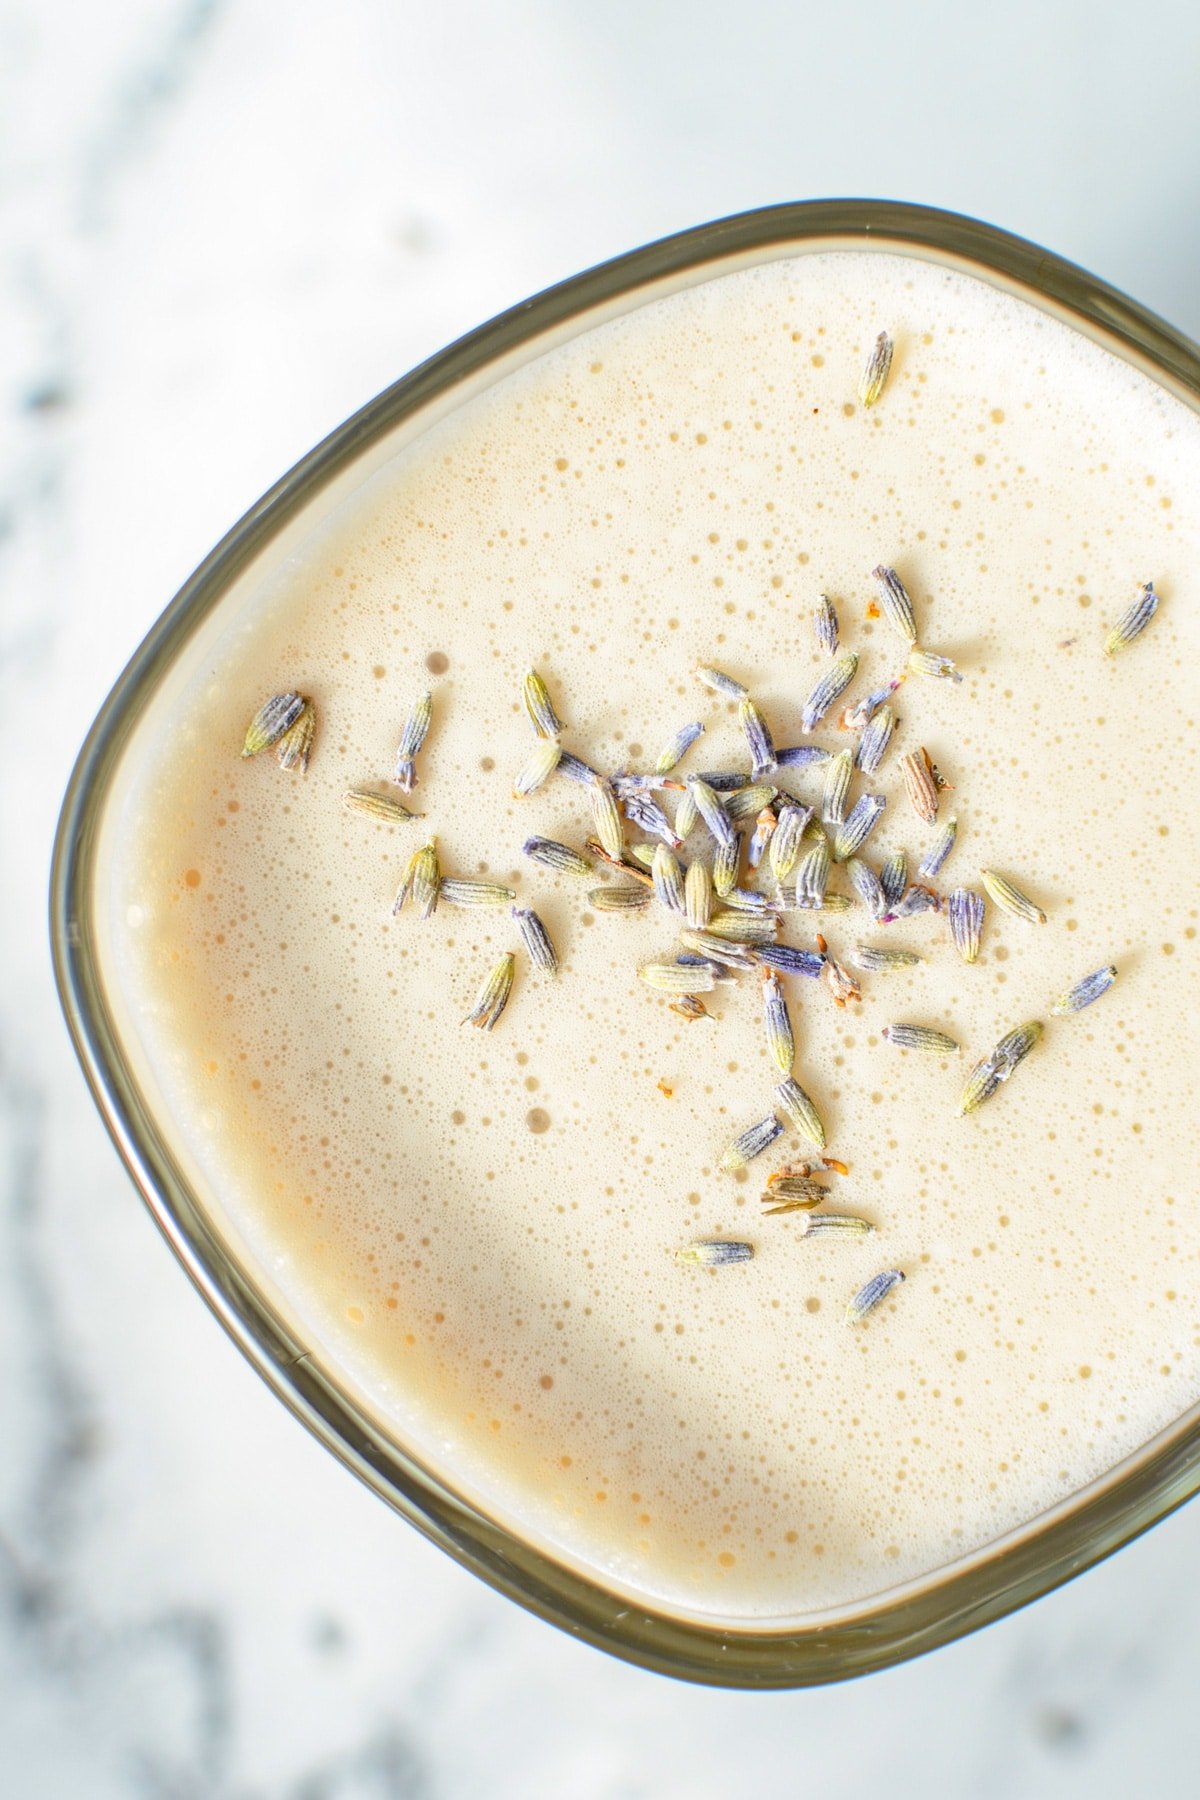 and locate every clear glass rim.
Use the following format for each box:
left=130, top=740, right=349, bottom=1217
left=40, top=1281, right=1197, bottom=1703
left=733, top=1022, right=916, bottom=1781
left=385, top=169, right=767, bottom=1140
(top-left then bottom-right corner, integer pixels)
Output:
left=49, top=198, right=1200, bottom=1687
